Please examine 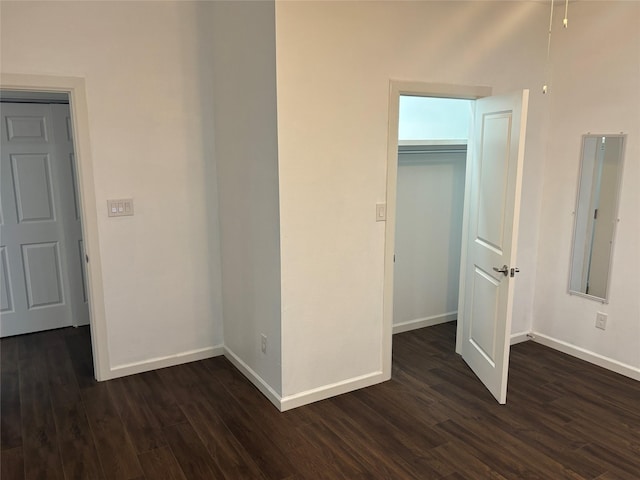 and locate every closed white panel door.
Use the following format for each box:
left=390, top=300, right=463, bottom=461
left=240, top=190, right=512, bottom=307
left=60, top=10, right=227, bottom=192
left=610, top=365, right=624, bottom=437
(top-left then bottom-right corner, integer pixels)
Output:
left=51, top=104, right=89, bottom=327
left=0, top=102, right=87, bottom=336
left=460, top=90, right=529, bottom=404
